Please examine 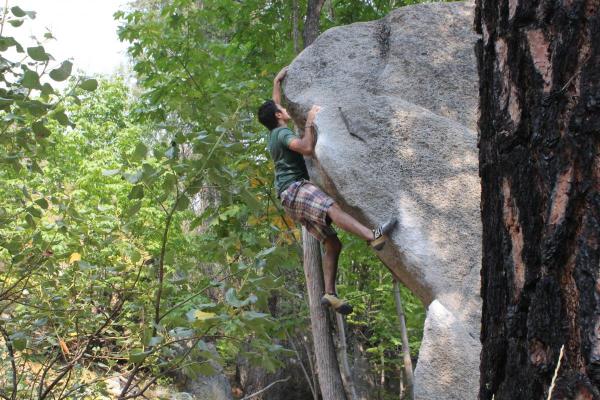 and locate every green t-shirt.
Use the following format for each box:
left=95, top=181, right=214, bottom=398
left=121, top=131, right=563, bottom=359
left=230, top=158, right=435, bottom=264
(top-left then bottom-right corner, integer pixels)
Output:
left=267, top=126, right=309, bottom=195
